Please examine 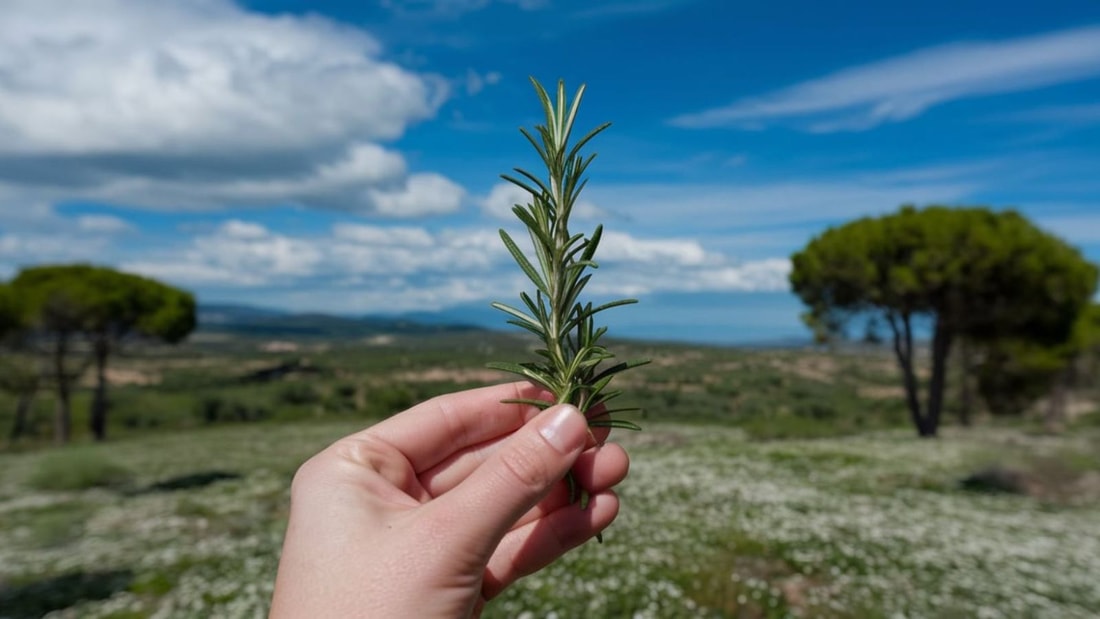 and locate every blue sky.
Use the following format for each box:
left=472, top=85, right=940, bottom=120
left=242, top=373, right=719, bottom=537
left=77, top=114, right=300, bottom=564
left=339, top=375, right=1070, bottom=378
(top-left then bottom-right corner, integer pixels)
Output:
left=1, top=0, right=1098, bottom=344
